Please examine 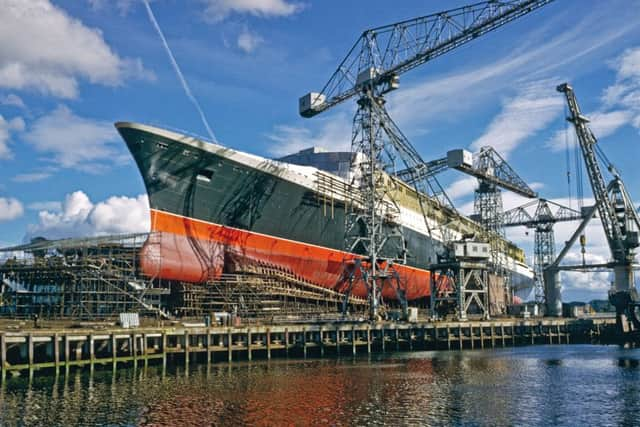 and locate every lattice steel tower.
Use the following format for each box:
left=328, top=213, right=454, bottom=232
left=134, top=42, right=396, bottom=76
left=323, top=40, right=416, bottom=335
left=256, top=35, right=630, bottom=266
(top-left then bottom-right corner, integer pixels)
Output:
left=299, top=1, right=555, bottom=319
